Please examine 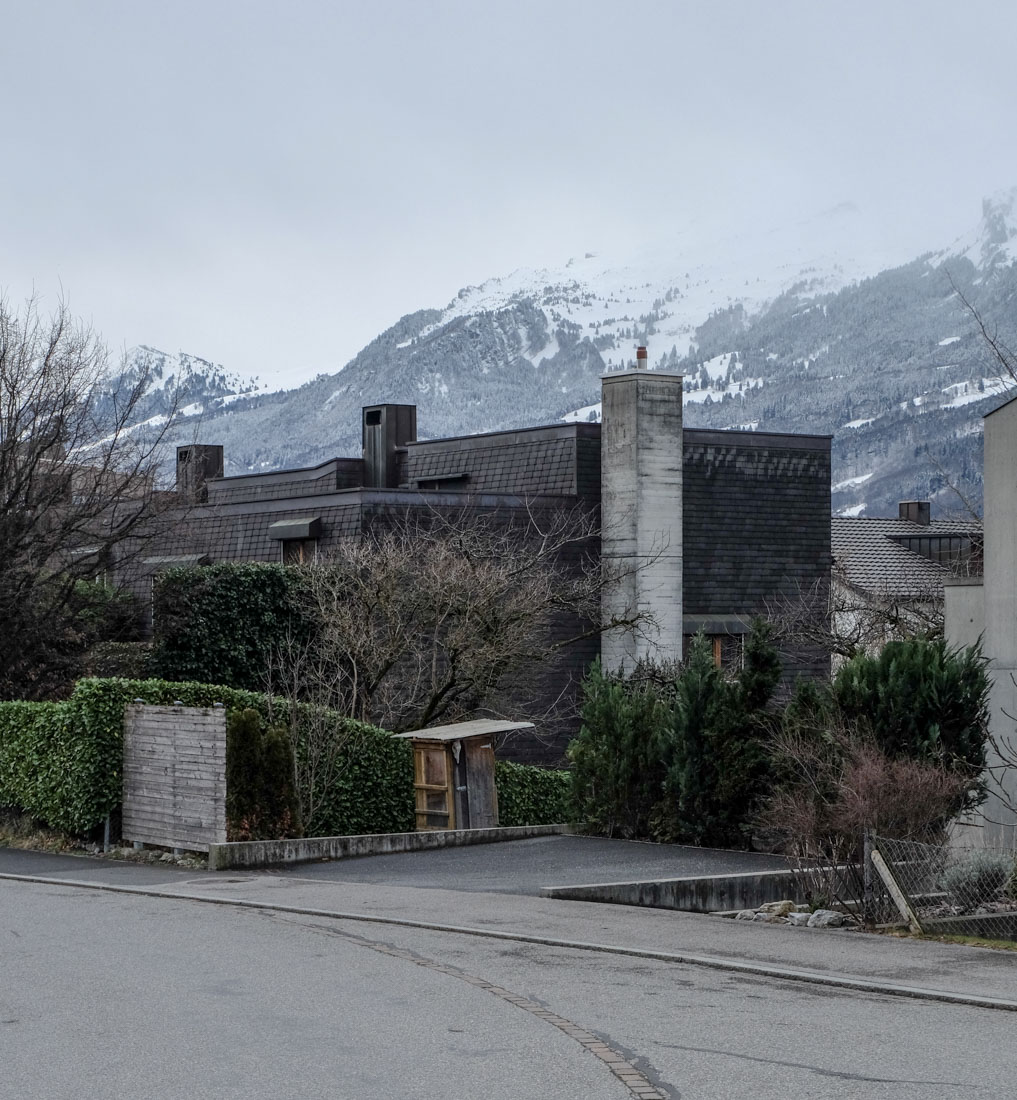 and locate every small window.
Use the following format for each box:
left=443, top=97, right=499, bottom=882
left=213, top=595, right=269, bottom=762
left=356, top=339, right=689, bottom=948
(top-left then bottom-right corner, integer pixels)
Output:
left=684, top=633, right=743, bottom=670
left=365, top=409, right=382, bottom=426
left=414, top=471, right=470, bottom=491
left=282, top=539, right=316, bottom=564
